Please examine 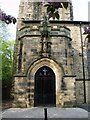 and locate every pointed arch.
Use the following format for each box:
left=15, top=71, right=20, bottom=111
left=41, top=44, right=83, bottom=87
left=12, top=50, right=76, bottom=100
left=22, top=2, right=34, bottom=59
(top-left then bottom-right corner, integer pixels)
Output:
left=27, top=58, right=64, bottom=106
